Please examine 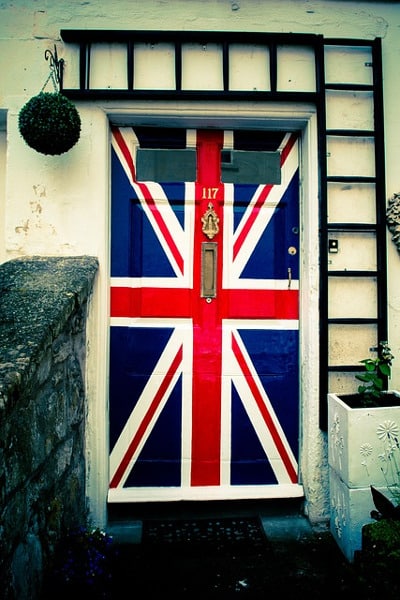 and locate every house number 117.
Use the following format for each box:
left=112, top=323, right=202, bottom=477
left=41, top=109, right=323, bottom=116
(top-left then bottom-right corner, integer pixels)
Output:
left=201, top=187, right=219, bottom=200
